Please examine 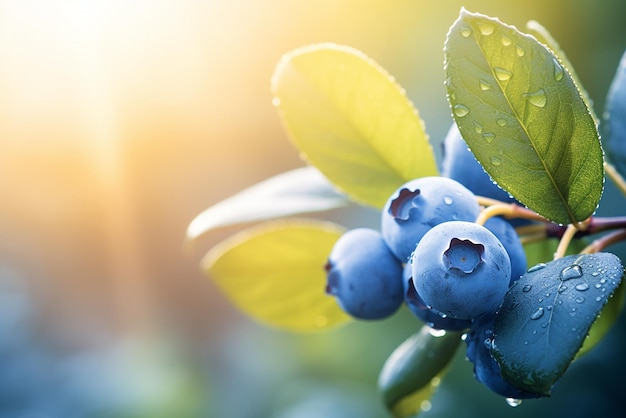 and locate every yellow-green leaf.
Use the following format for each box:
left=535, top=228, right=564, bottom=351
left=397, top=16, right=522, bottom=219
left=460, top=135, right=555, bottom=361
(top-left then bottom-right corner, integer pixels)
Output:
left=445, top=9, right=604, bottom=225
left=272, top=43, right=438, bottom=209
left=202, top=219, right=351, bottom=332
